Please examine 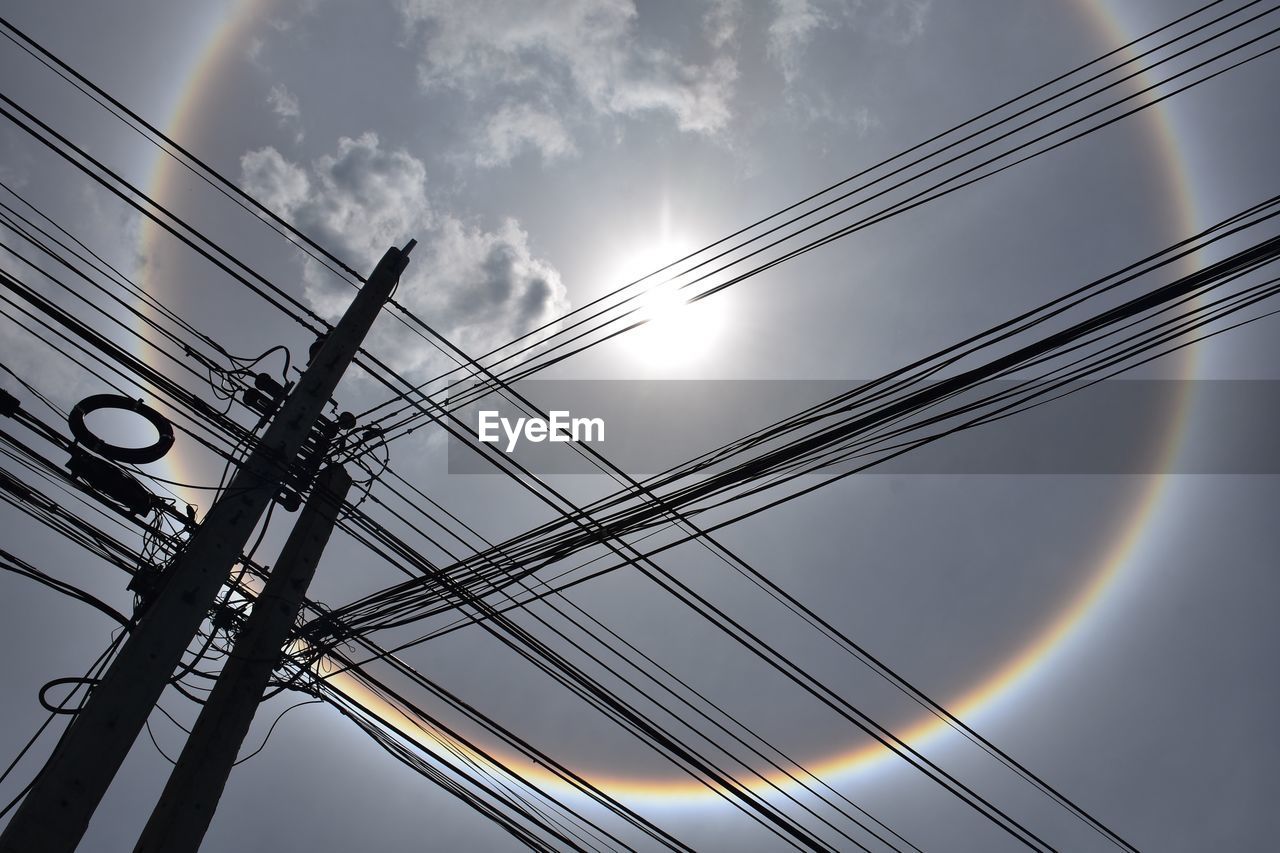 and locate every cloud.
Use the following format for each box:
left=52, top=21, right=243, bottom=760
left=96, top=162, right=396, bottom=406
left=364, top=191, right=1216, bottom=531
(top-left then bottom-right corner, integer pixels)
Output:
left=266, top=83, right=304, bottom=143
left=268, top=83, right=301, bottom=120
left=239, top=146, right=312, bottom=218
left=475, top=103, right=577, bottom=168
left=767, top=0, right=931, bottom=84
left=255, top=132, right=433, bottom=268
left=239, top=133, right=568, bottom=376
left=393, top=0, right=740, bottom=164
left=246, top=36, right=266, bottom=66
left=607, top=53, right=738, bottom=135
left=703, top=0, right=743, bottom=50
left=768, top=0, right=839, bottom=85
left=414, top=216, right=566, bottom=364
